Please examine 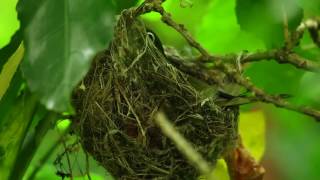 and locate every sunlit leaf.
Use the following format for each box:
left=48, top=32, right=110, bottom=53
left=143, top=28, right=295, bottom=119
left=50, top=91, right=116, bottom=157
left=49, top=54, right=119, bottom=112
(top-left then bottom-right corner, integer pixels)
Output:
left=209, top=159, right=230, bottom=180
left=18, top=0, right=116, bottom=112
left=0, top=43, right=24, bottom=100
left=196, top=0, right=264, bottom=54
left=56, top=119, right=71, bottom=132
left=239, top=110, right=266, bottom=161
left=0, top=0, right=20, bottom=48
left=0, top=30, right=22, bottom=72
